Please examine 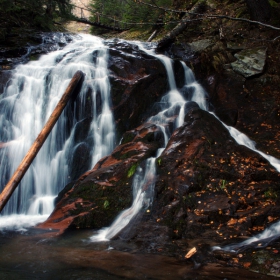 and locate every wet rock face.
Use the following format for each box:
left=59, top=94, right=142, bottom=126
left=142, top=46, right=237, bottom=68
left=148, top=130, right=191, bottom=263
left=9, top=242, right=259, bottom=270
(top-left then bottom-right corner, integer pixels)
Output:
left=0, top=70, right=12, bottom=95
left=106, top=40, right=169, bottom=138
left=201, top=67, right=280, bottom=161
left=39, top=121, right=165, bottom=232
left=153, top=108, right=280, bottom=244
left=41, top=105, right=280, bottom=259
left=183, top=39, right=280, bottom=161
